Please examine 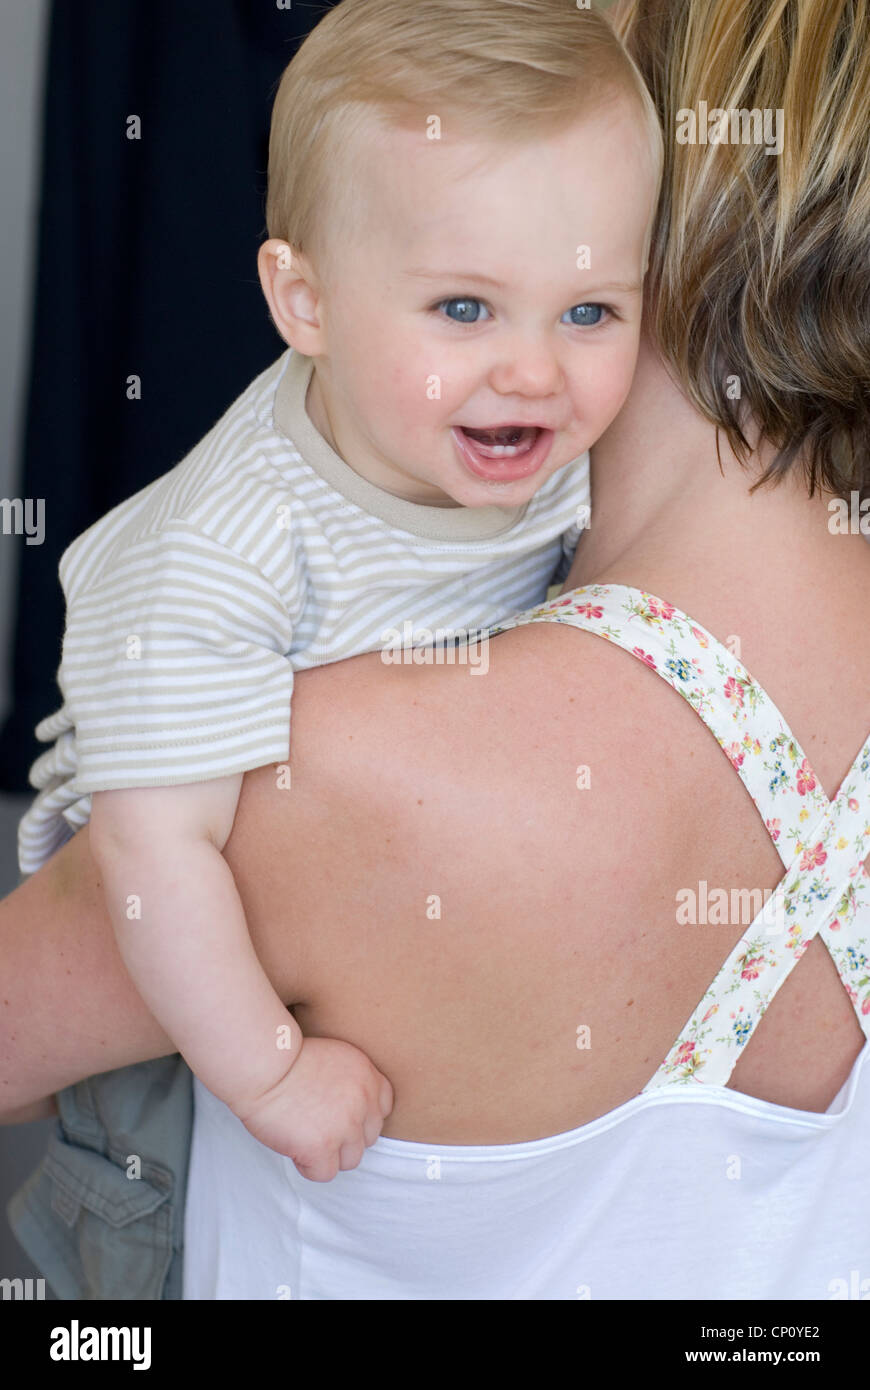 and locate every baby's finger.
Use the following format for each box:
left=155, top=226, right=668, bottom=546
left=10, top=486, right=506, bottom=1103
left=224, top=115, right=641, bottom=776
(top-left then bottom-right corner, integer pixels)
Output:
left=362, top=1110, right=384, bottom=1147
left=338, top=1139, right=366, bottom=1172
left=295, top=1151, right=340, bottom=1183
left=379, top=1078, right=394, bottom=1116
